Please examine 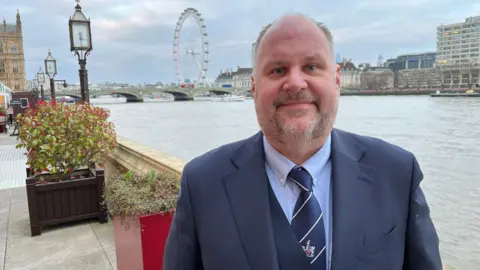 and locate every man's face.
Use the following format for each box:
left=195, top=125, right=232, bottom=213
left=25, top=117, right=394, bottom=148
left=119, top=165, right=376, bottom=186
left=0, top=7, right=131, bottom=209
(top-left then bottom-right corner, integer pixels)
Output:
left=252, top=17, right=341, bottom=143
